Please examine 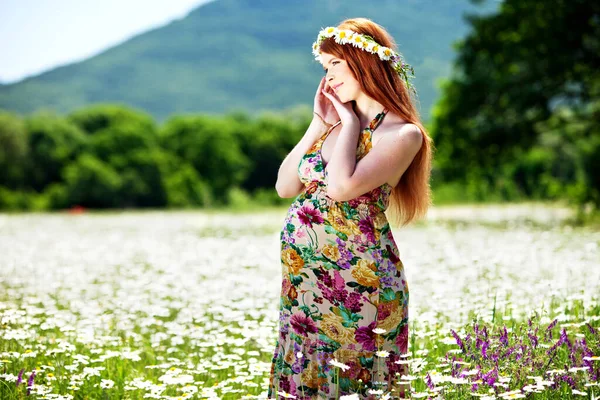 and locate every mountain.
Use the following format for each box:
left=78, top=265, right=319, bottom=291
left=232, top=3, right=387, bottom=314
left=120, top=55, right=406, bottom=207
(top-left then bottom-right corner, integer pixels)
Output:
left=0, top=0, right=499, bottom=122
